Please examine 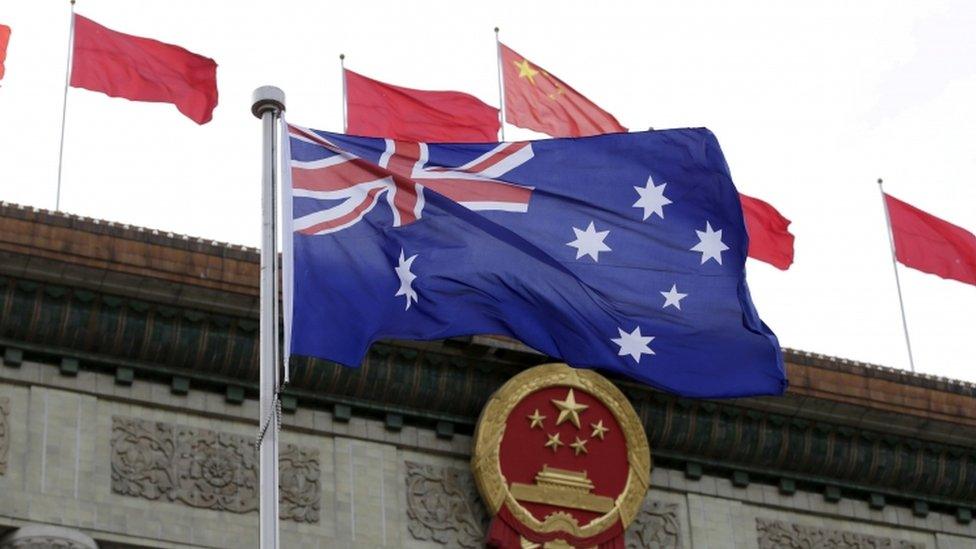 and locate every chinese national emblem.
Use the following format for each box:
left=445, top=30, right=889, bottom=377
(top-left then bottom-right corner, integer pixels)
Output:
left=472, top=363, right=651, bottom=548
